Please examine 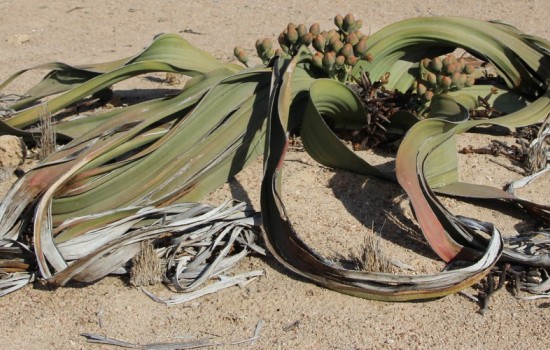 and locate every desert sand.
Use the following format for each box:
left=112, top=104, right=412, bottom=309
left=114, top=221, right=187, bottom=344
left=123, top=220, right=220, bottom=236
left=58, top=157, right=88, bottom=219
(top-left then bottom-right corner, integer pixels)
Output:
left=0, top=1, right=548, bottom=349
